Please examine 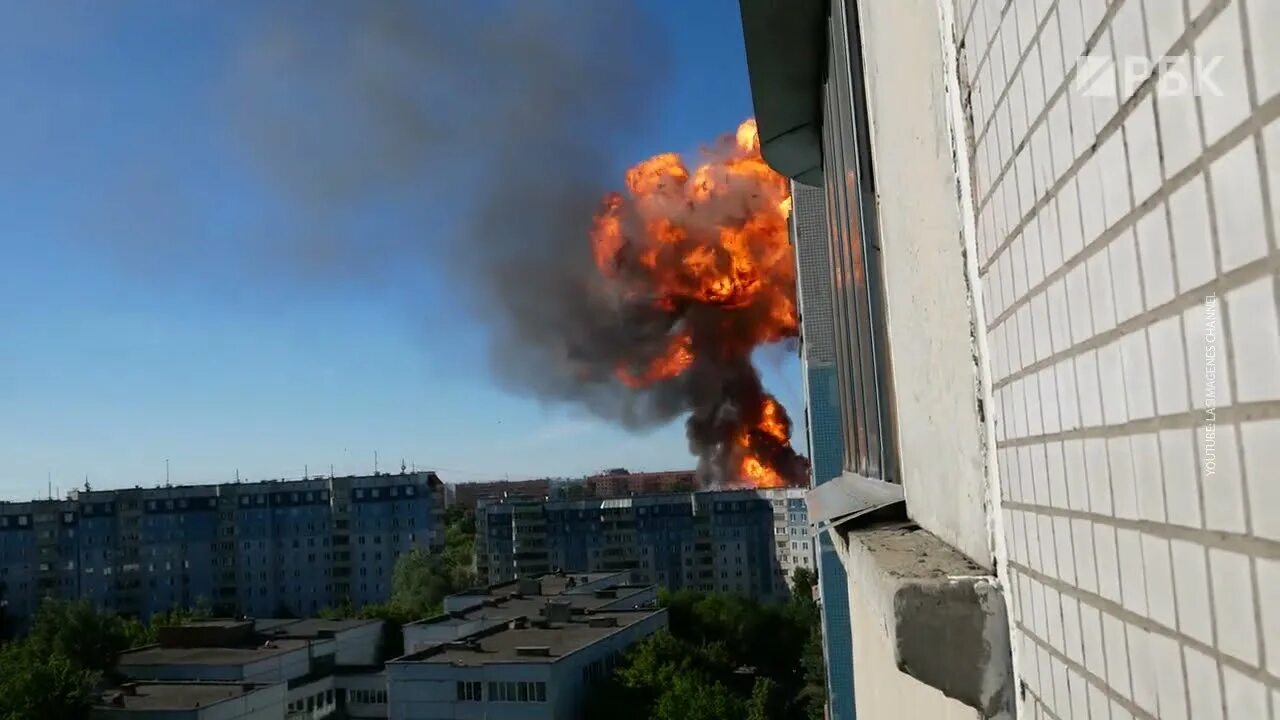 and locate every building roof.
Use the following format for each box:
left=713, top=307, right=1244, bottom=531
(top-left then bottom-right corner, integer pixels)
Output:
left=413, top=573, right=652, bottom=630
left=439, top=571, right=629, bottom=605
left=254, top=617, right=381, bottom=638
left=117, top=638, right=309, bottom=667
left=395, top=610, right=663, bottom=665
left=94, top=681, right=274, bottom=711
